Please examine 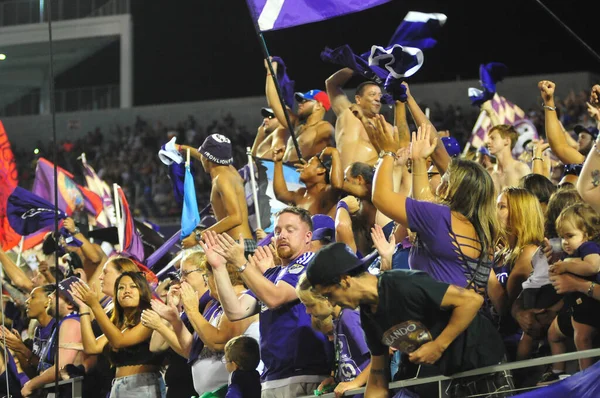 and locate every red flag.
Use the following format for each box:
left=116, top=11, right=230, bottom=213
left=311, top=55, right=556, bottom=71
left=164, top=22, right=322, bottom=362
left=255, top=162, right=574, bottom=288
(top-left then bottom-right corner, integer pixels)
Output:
left=0, top=121, right=22, bottom=250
